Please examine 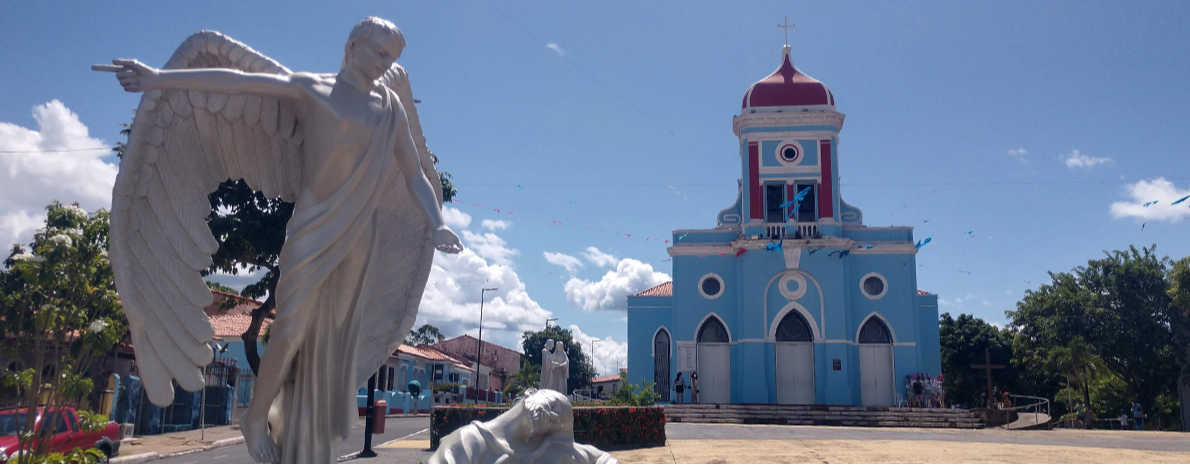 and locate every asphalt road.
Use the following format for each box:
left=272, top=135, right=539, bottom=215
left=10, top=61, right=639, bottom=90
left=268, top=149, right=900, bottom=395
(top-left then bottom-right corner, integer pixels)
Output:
left=150, top=416, right=430, bottom=464
left=667, top=423, right=1190, bottom=452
